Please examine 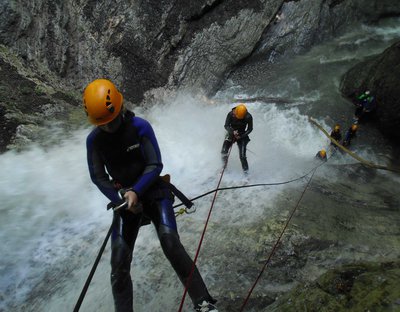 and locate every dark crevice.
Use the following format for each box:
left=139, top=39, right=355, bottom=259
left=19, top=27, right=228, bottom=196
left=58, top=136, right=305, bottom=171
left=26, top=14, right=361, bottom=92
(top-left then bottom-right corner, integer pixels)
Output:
left=187, top=0, right=224, bottom=22
left=378, top=12, right=400, bottom=19
left=329, top=0, right=345, bottom=8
